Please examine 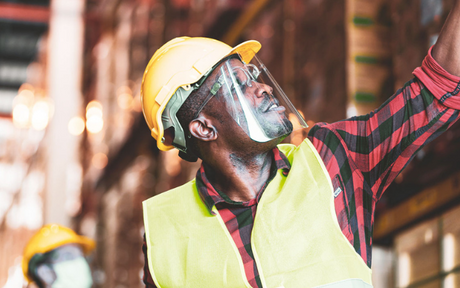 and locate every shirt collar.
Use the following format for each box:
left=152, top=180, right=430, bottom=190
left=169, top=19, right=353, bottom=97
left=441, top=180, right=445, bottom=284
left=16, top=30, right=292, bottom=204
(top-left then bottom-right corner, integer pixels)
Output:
left=195, top=147, right=291, bottom=215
